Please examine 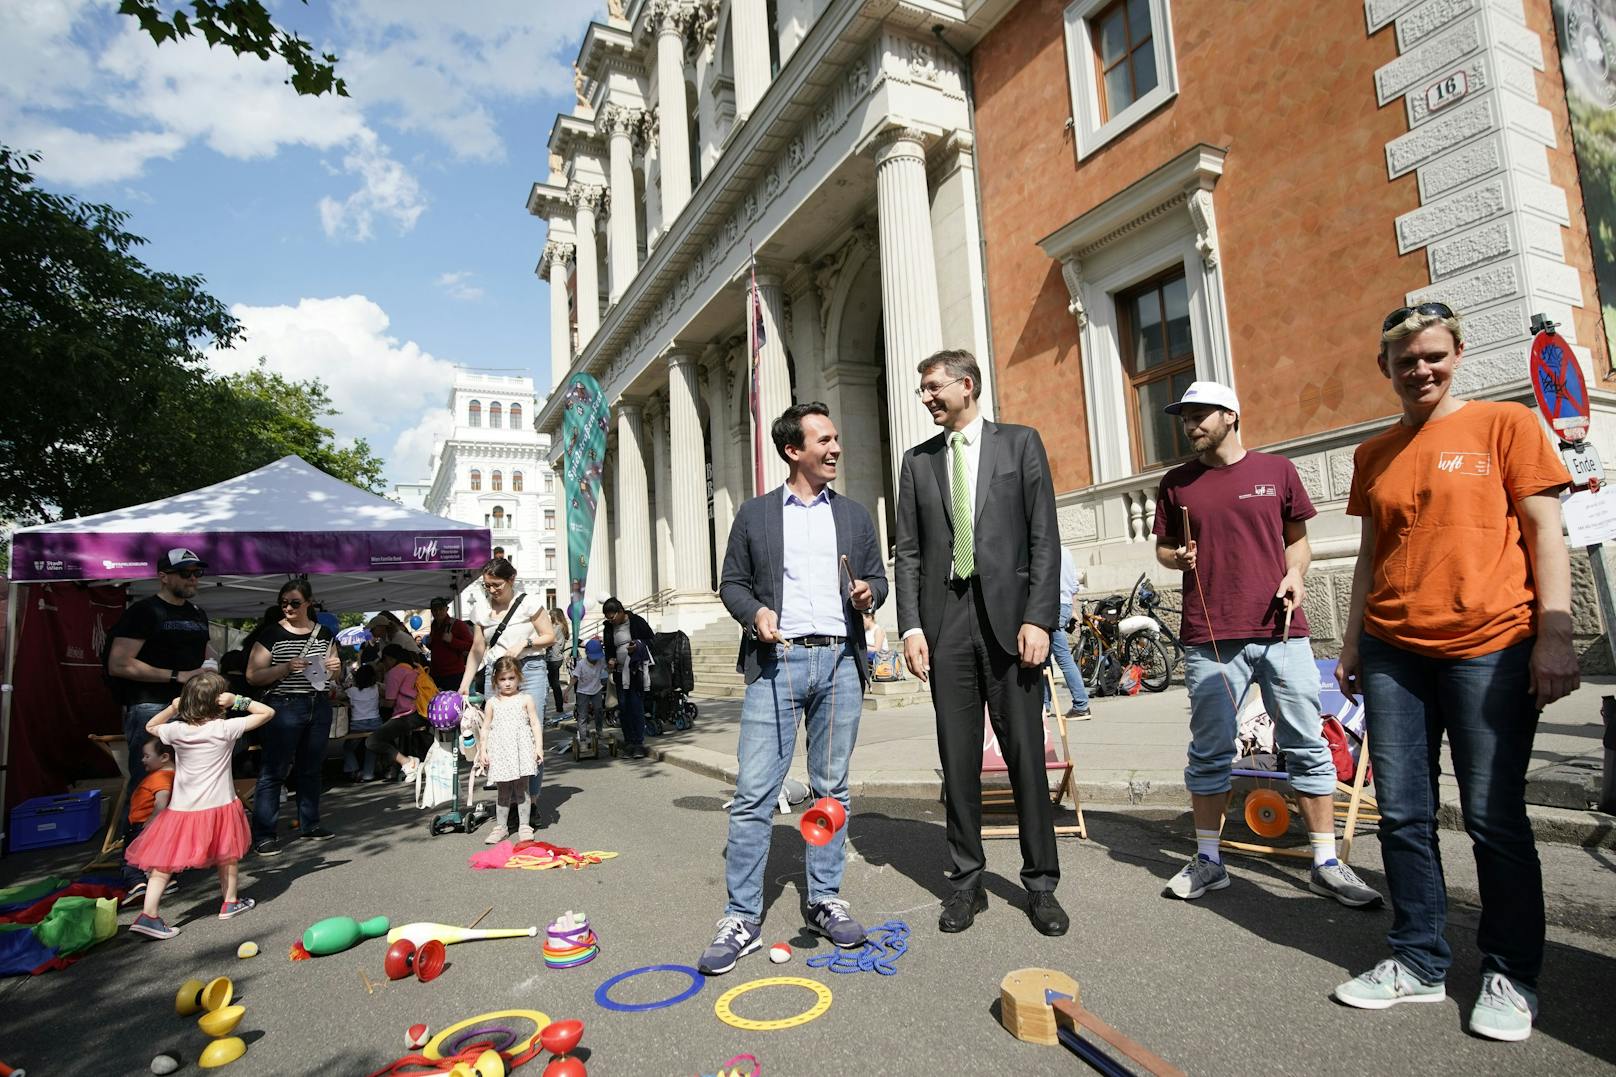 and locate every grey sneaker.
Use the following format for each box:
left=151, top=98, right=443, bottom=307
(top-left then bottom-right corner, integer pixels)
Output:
left=697, top=915, right=763, bottom=976
left=1310, top=860, right=1383, bottom=908
left=1163, top=854, right=1229, bottom=900
left=1469, top=972, right=1535, bottom=1041
left=129, top=914, right=180, bottom=940
left=1065, top=706, right=1092, bottom=721
left=807, top=898, right=867, bottom=948
left=1334, top=958, right=1446, bottom=1009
